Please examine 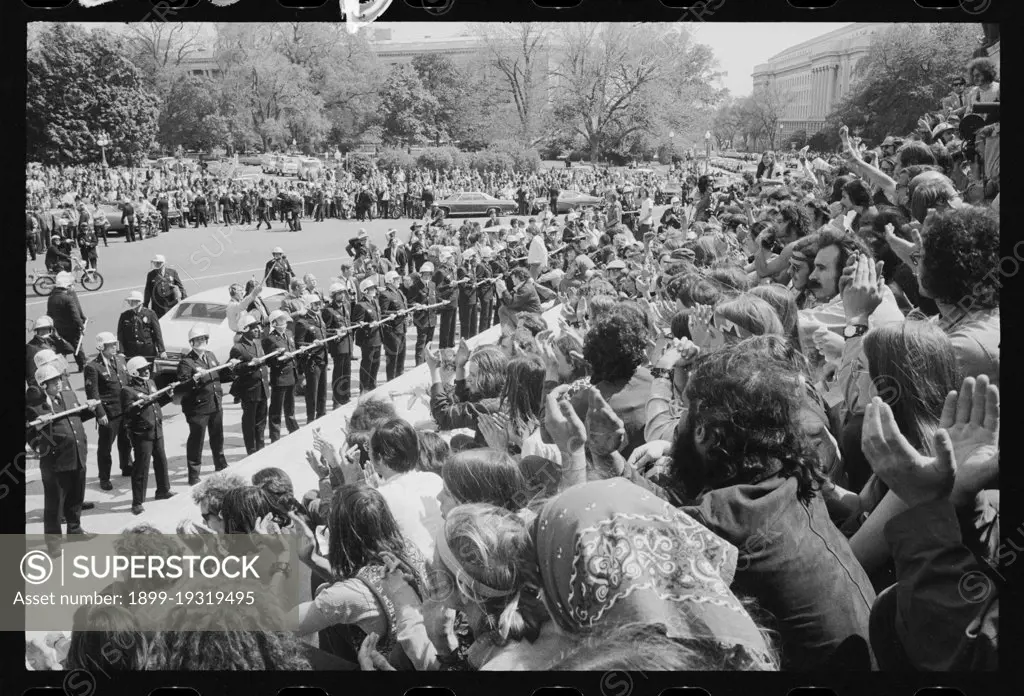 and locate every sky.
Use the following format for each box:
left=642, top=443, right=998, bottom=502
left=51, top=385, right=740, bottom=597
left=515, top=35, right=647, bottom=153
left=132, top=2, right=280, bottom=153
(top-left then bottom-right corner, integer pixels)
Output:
left=381, top=22, right=853, bottom=97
